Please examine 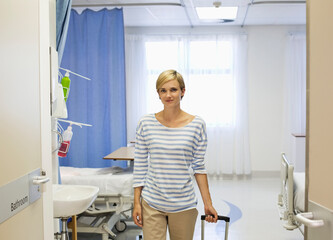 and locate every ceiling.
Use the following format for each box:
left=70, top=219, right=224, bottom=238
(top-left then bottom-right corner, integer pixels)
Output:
left=71, top=0, right=306, bottom=27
